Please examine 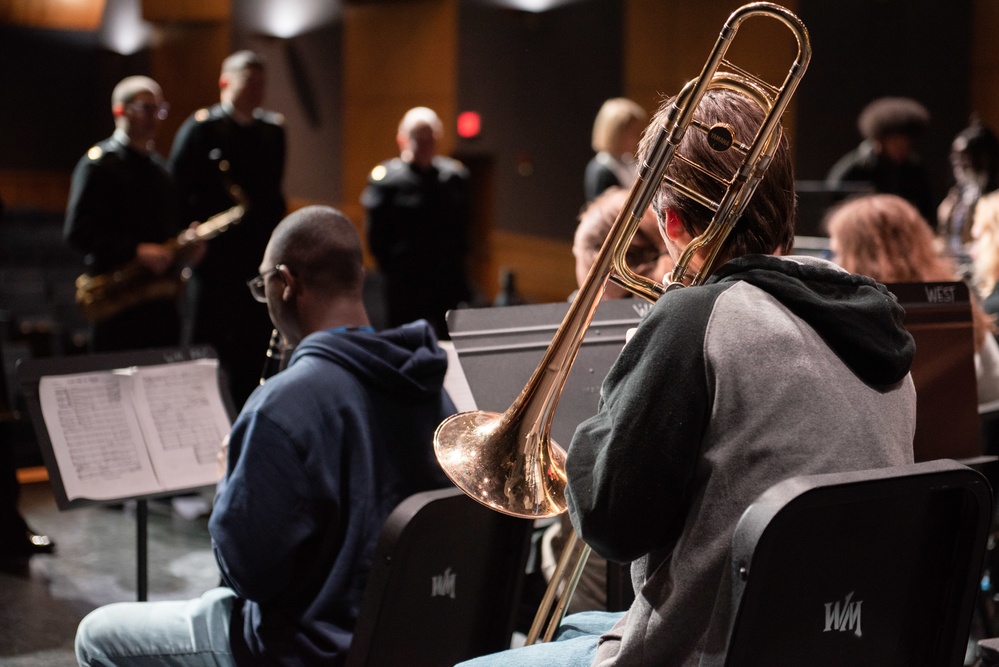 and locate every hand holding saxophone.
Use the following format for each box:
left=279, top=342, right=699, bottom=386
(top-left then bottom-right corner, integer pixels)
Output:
left=135, top=242, right=175, bottom=276
left=75, top=205, right=243, bottom=322
left=135, top=220, right=207, bottom=275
